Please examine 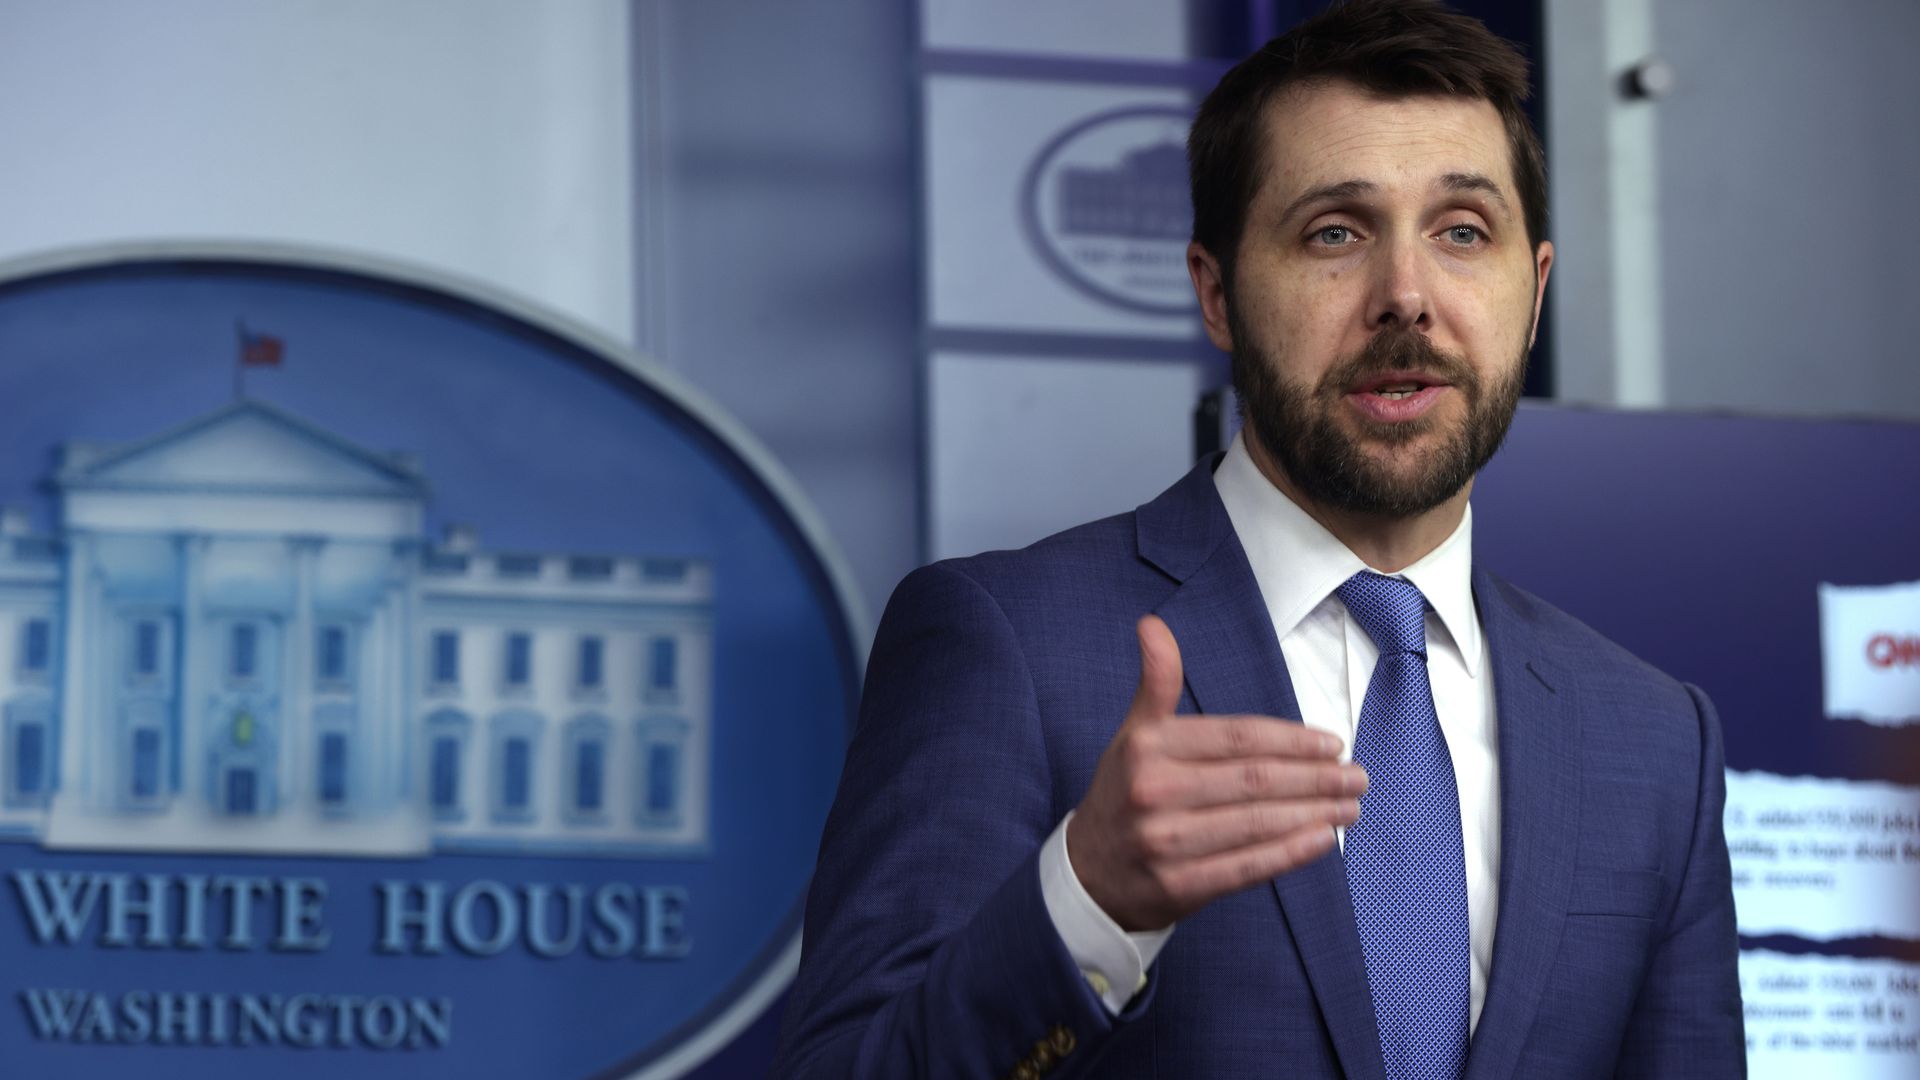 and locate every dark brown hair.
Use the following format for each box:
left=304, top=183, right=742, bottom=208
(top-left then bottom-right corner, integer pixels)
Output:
left=1189, top=0, right=1546, bottom=285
